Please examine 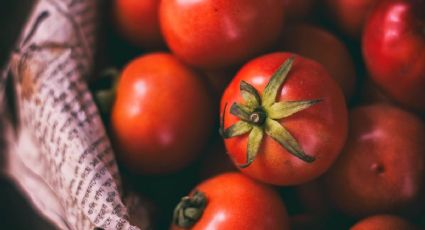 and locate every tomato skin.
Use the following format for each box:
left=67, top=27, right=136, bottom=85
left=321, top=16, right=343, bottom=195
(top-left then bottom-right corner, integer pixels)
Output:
left=362, top=0, right=425, bottom=112
left=325, top=0, right=377, bottom=38
left=221, top=52, right=348, bottom=185
left=350, top=215, right=419, bottom=230
left=171, top=173, right=290, bottom=230
left=325, top=104, right=425, bottom=217
left=114, top=0, right=164, bottom=49
left=279, top=24, right=357, bottom=100
left=111, top=53, right=213, bottom=174
left=159, top=0, right=285, bottom=70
